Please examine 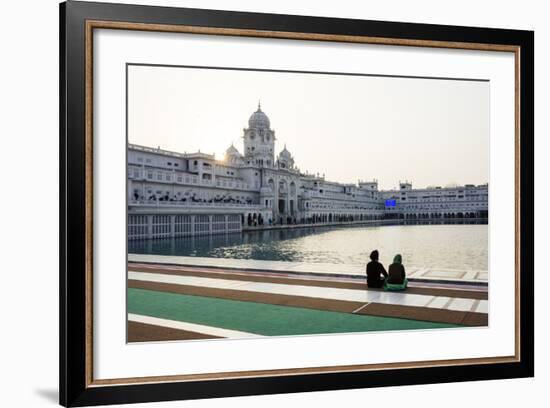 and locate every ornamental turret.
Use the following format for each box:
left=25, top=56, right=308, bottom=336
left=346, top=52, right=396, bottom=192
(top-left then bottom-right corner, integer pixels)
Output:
left=243, top=102, right=276, bottom=167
